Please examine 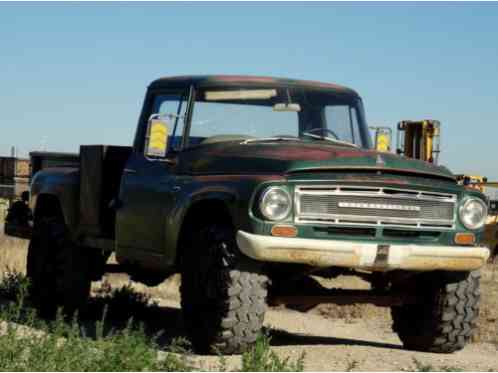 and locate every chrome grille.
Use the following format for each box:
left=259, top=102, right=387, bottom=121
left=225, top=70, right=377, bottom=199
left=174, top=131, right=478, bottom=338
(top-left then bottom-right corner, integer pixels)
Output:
left=295, top=186, right=457, bottom=229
